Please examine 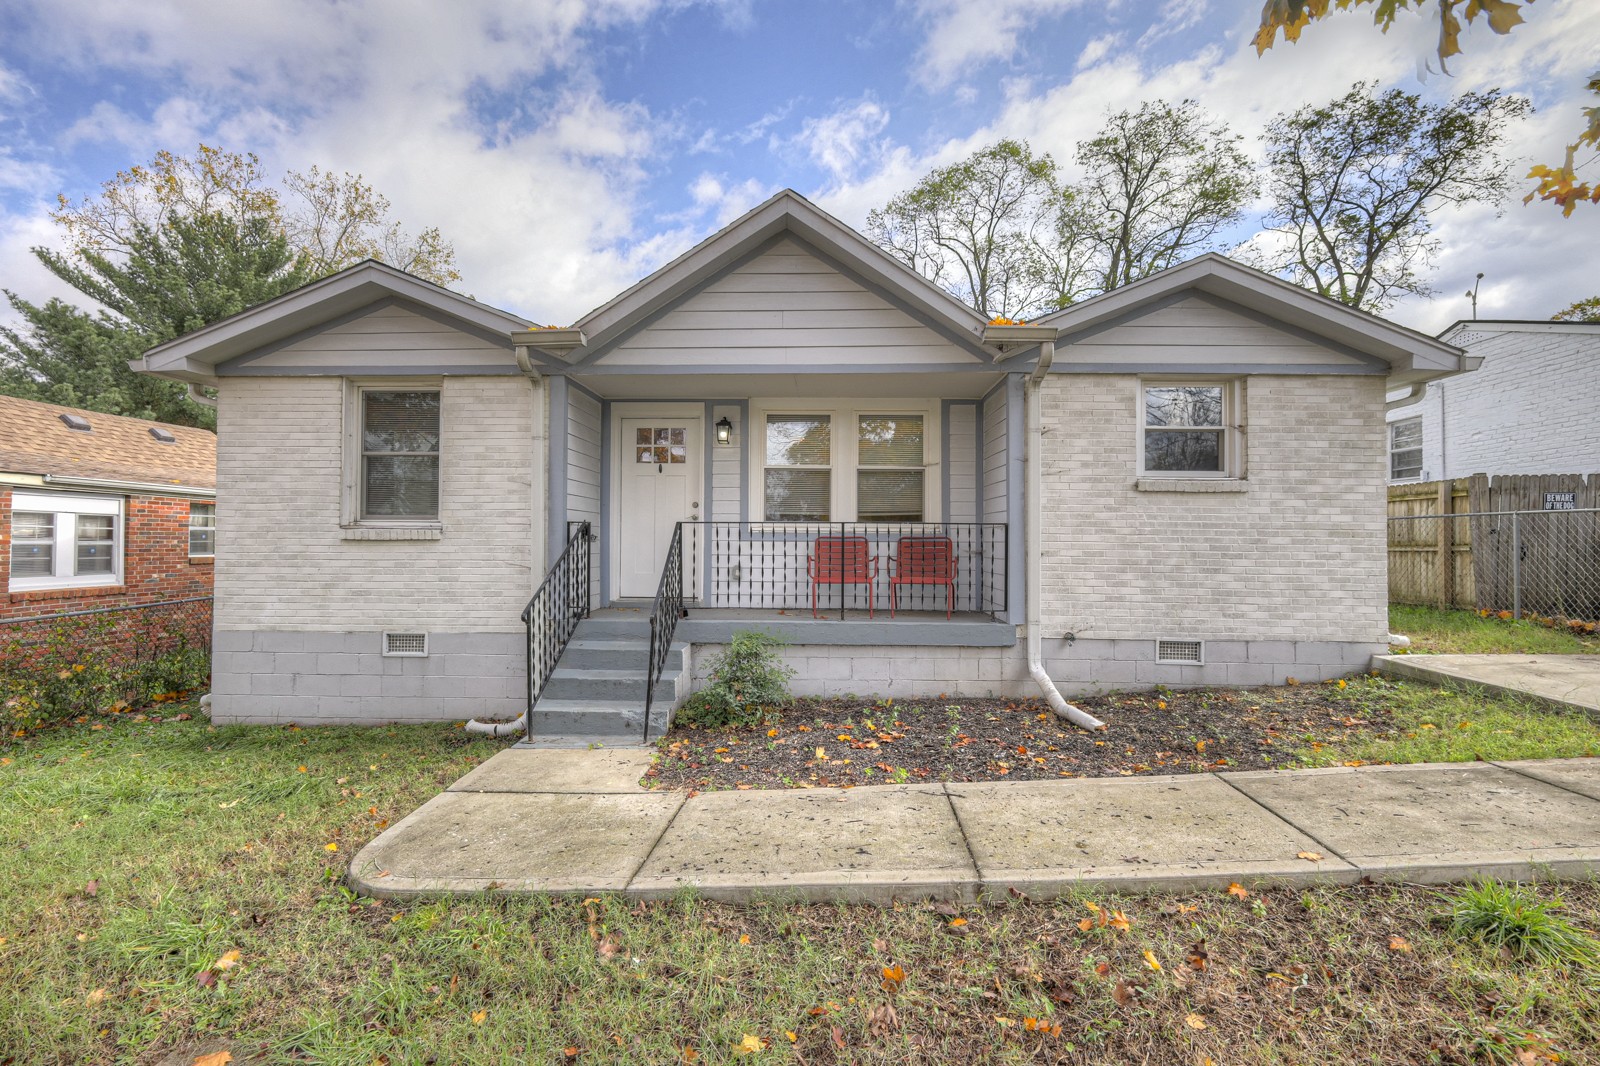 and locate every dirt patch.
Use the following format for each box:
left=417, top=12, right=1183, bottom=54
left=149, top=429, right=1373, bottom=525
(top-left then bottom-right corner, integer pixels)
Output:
left=647, top=683, right=1378, bottom=791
